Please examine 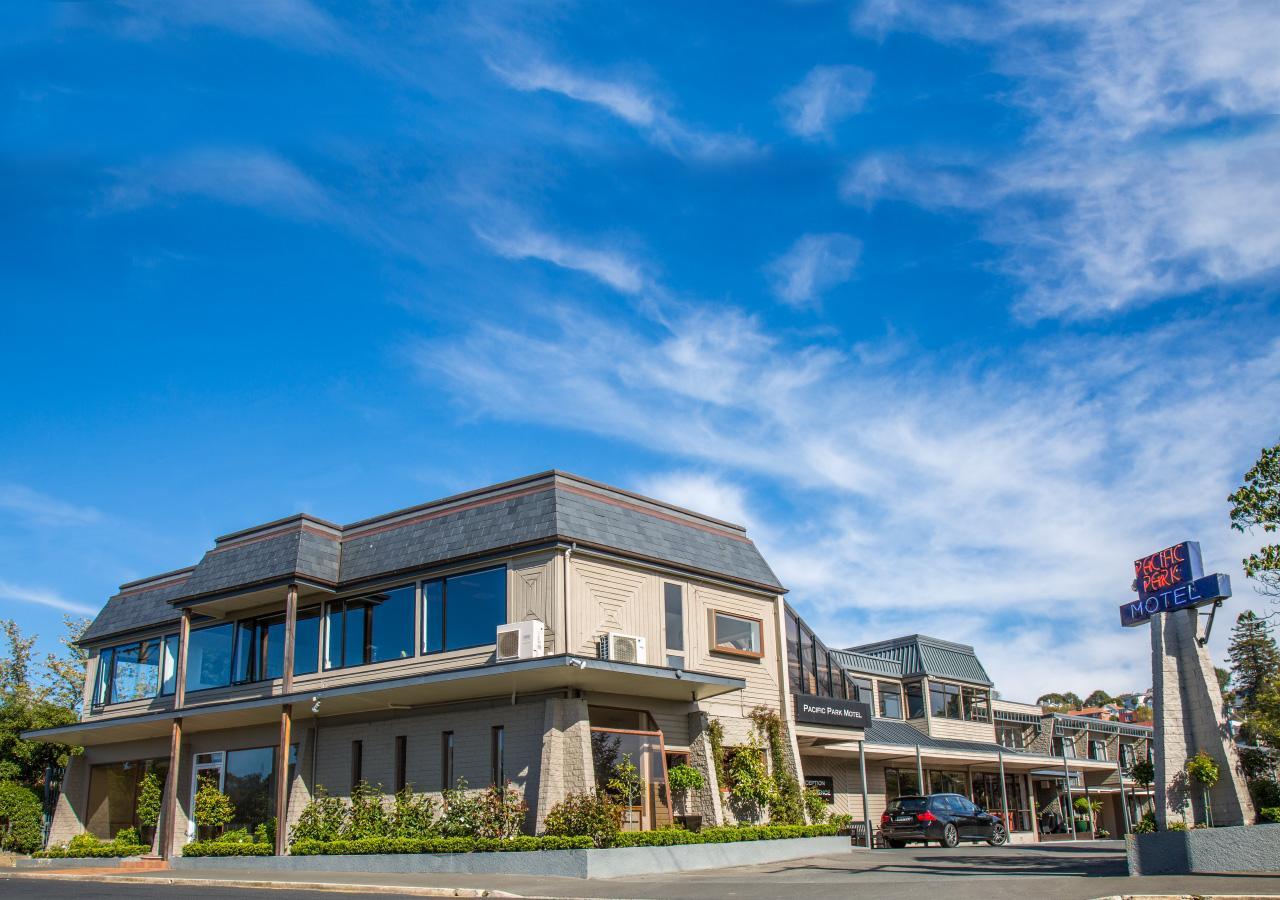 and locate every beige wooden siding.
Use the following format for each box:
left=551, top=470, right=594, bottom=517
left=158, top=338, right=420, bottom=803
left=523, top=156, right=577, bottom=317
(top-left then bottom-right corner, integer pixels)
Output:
left=687, top=583, right=780, bottom=745
left=927, top=718, right=999, bottom=742
left=509, top=552, right=563, bottom=655
left=568, top=557, right=662, bottom=657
